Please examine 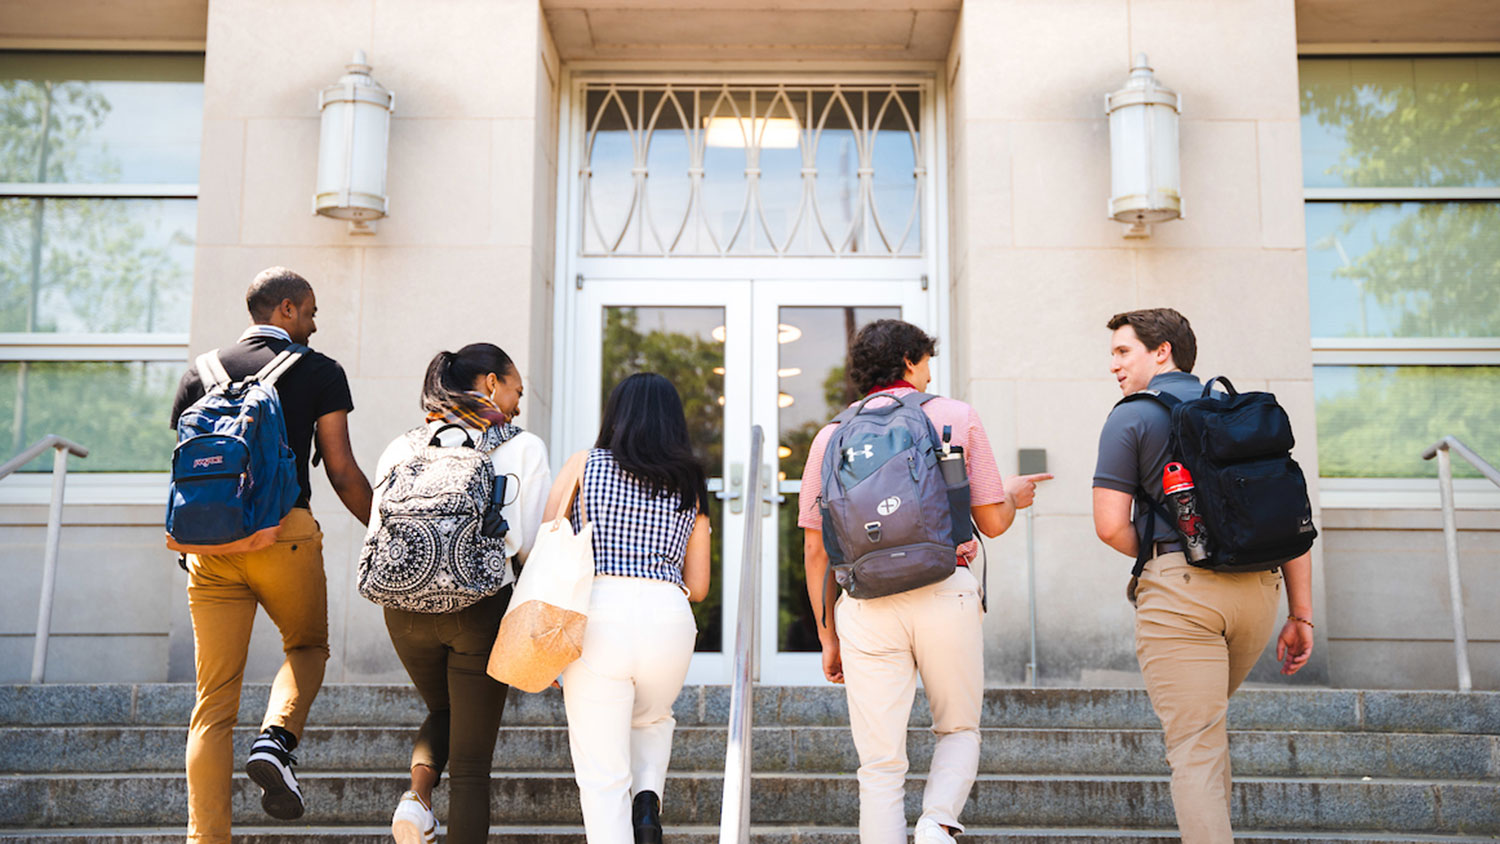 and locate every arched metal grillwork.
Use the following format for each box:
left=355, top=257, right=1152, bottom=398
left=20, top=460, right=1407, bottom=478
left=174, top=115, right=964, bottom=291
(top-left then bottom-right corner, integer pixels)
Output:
left=580, top=83, right=925, bottom=257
